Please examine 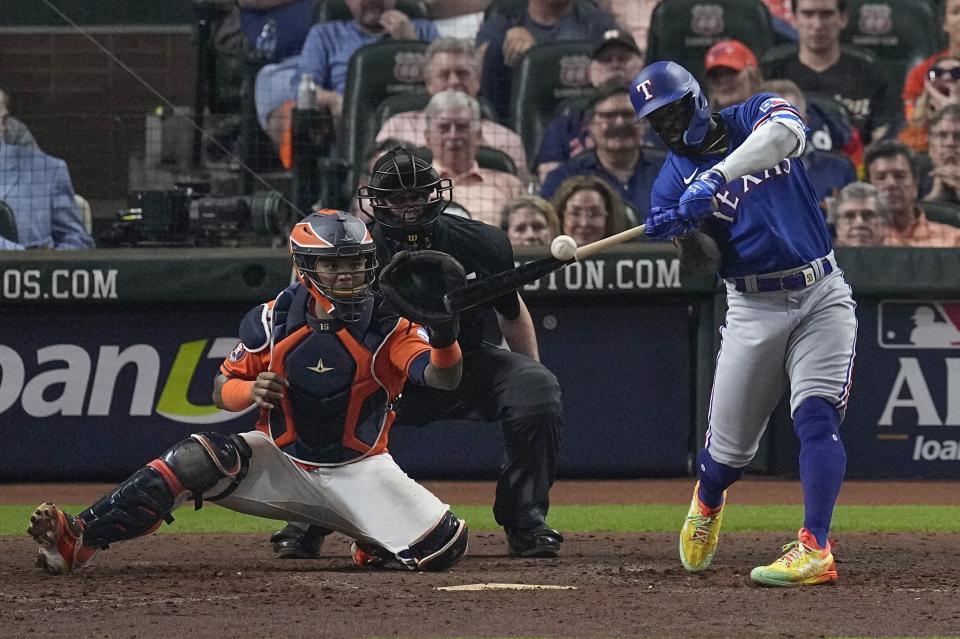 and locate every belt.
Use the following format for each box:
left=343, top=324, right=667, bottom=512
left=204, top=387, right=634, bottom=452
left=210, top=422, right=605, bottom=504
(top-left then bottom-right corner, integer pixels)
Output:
left=731, top=253, right=836, bottom=293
